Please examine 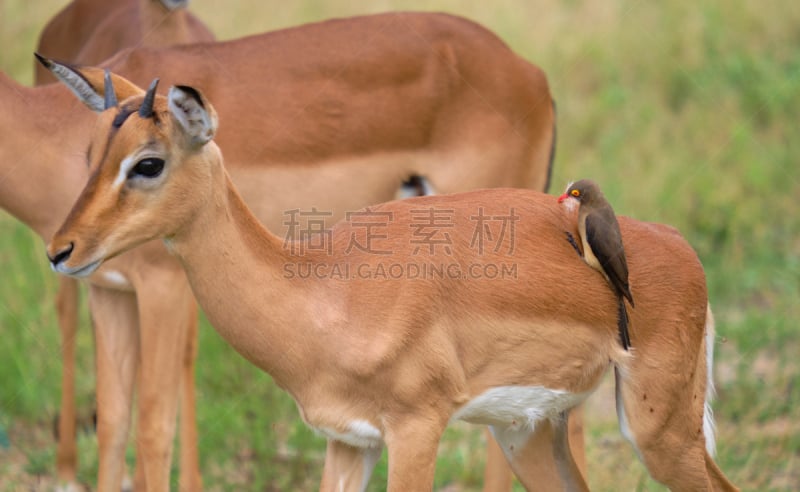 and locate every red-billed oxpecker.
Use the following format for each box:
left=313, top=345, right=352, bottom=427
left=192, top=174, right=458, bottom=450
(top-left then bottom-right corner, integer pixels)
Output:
left=558, top=179, right=634, bottom=350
